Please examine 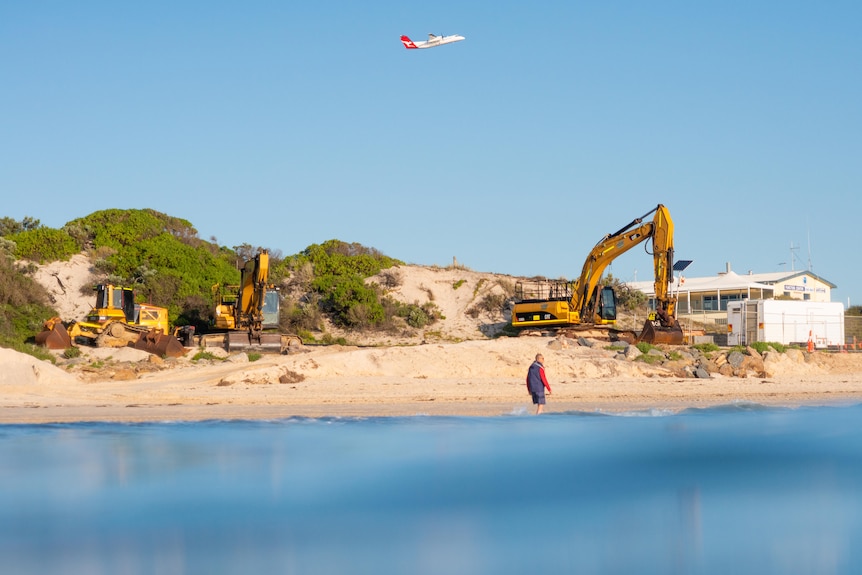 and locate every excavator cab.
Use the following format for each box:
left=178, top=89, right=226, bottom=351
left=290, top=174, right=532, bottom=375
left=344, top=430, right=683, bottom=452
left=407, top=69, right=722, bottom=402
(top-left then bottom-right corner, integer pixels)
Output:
left=597, top=286, right=617, bottom=323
